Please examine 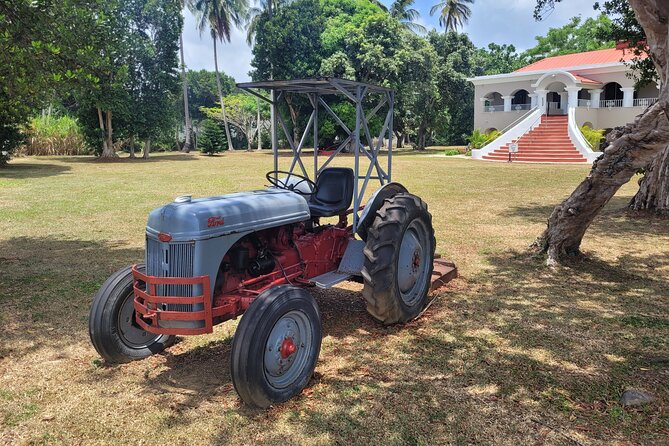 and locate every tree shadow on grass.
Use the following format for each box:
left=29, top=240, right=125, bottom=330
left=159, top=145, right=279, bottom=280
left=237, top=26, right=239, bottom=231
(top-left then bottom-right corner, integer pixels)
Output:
left=503, top=196, right=669, bottom=238
left=0, top=163, right=71, bottom=180
left=54, top=153, right=199, bottom=164
left=0, top=236, right=143, bottom=362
